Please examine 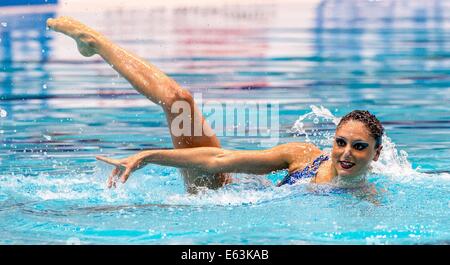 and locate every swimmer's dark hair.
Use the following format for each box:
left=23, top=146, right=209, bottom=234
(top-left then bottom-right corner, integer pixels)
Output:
left=337, top=110, right=384, bottom=148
